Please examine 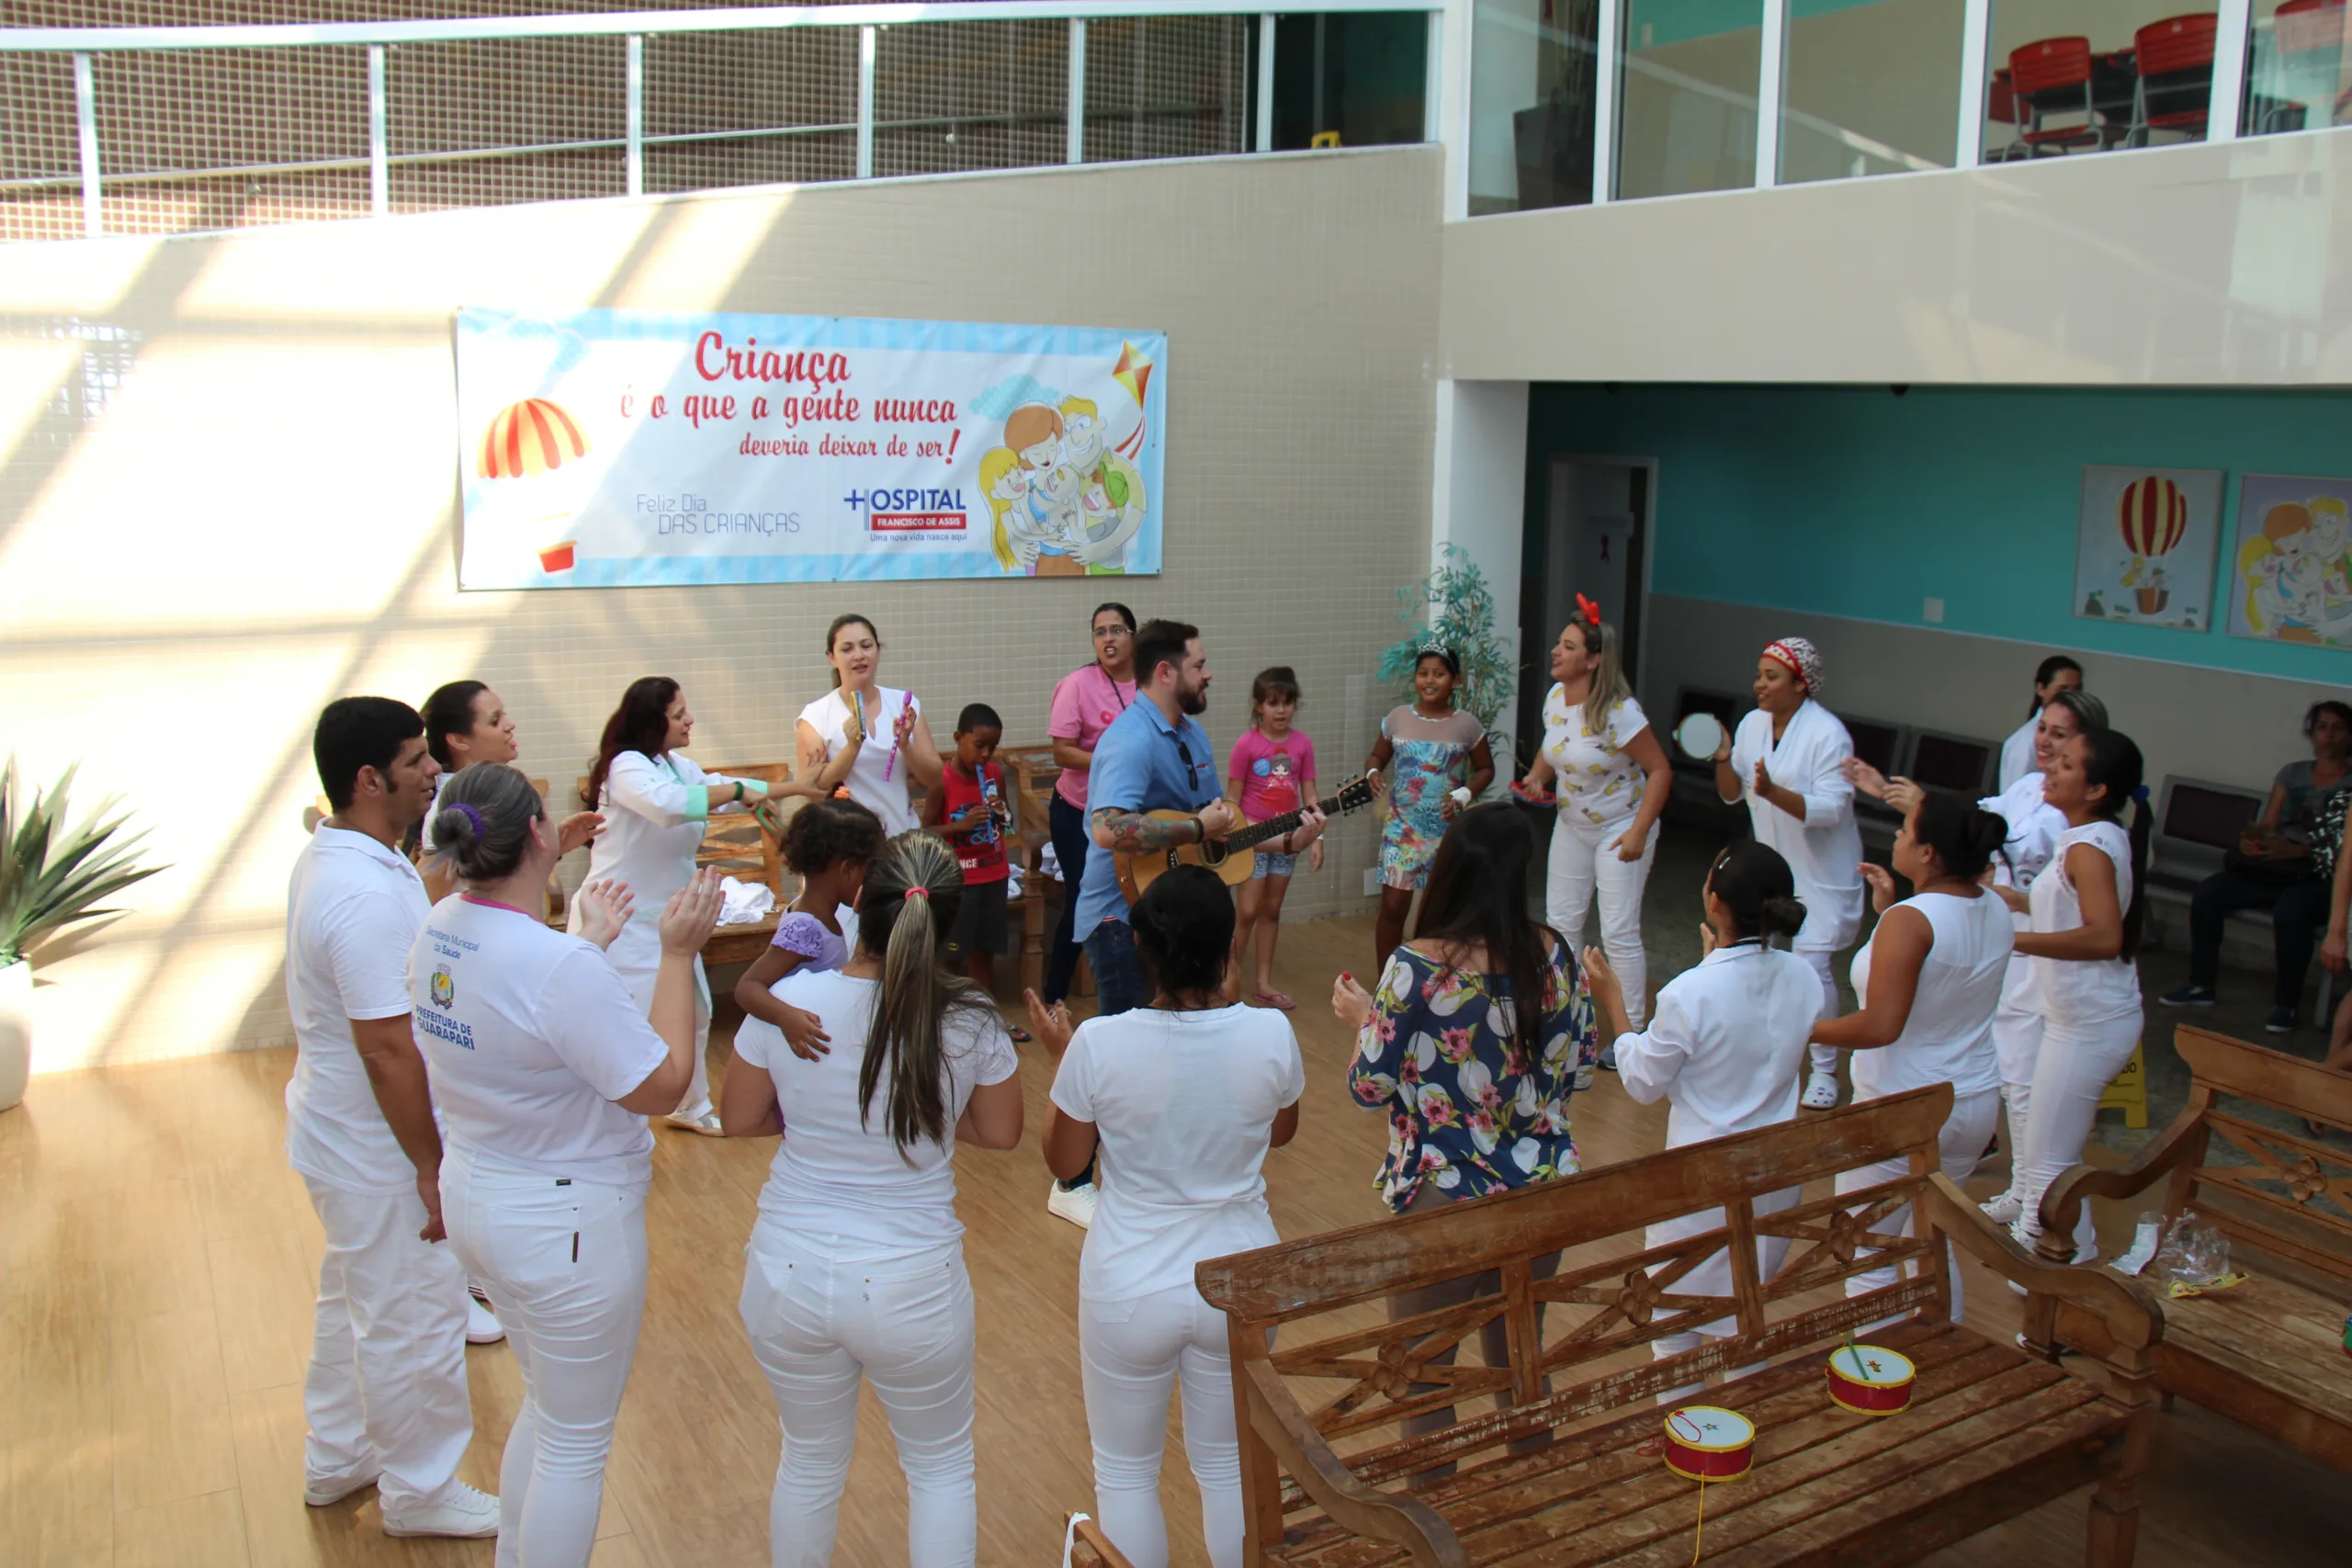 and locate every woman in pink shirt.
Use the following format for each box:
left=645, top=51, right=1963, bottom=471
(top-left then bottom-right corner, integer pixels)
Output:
left=1045, top=603, right=1138, bottom=1004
